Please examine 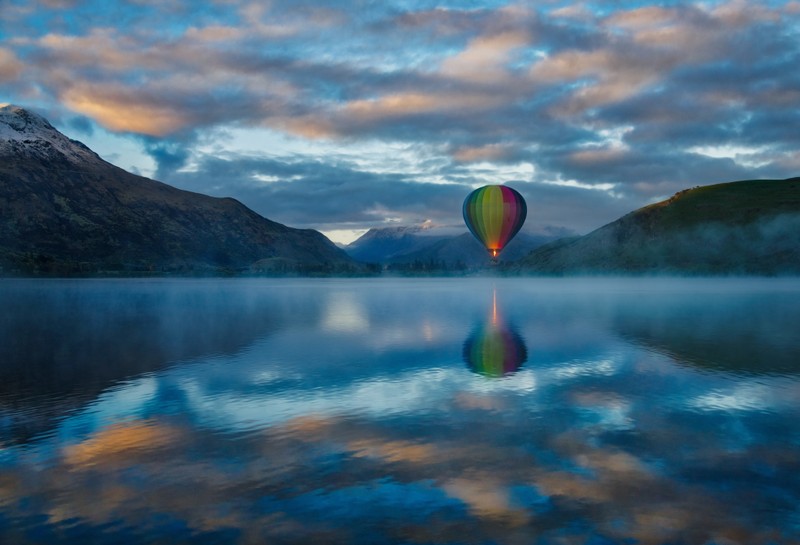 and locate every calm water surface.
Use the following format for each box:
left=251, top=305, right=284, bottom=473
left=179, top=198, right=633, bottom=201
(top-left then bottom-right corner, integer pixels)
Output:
left=1, top=277, right=799, bottom=545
